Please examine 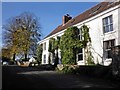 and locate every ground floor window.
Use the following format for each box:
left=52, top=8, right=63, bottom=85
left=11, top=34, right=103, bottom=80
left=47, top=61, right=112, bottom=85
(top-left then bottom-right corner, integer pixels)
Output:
left=77, top=48, right=83, bottom=61
left=103, top=39, right=115, bottom=59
